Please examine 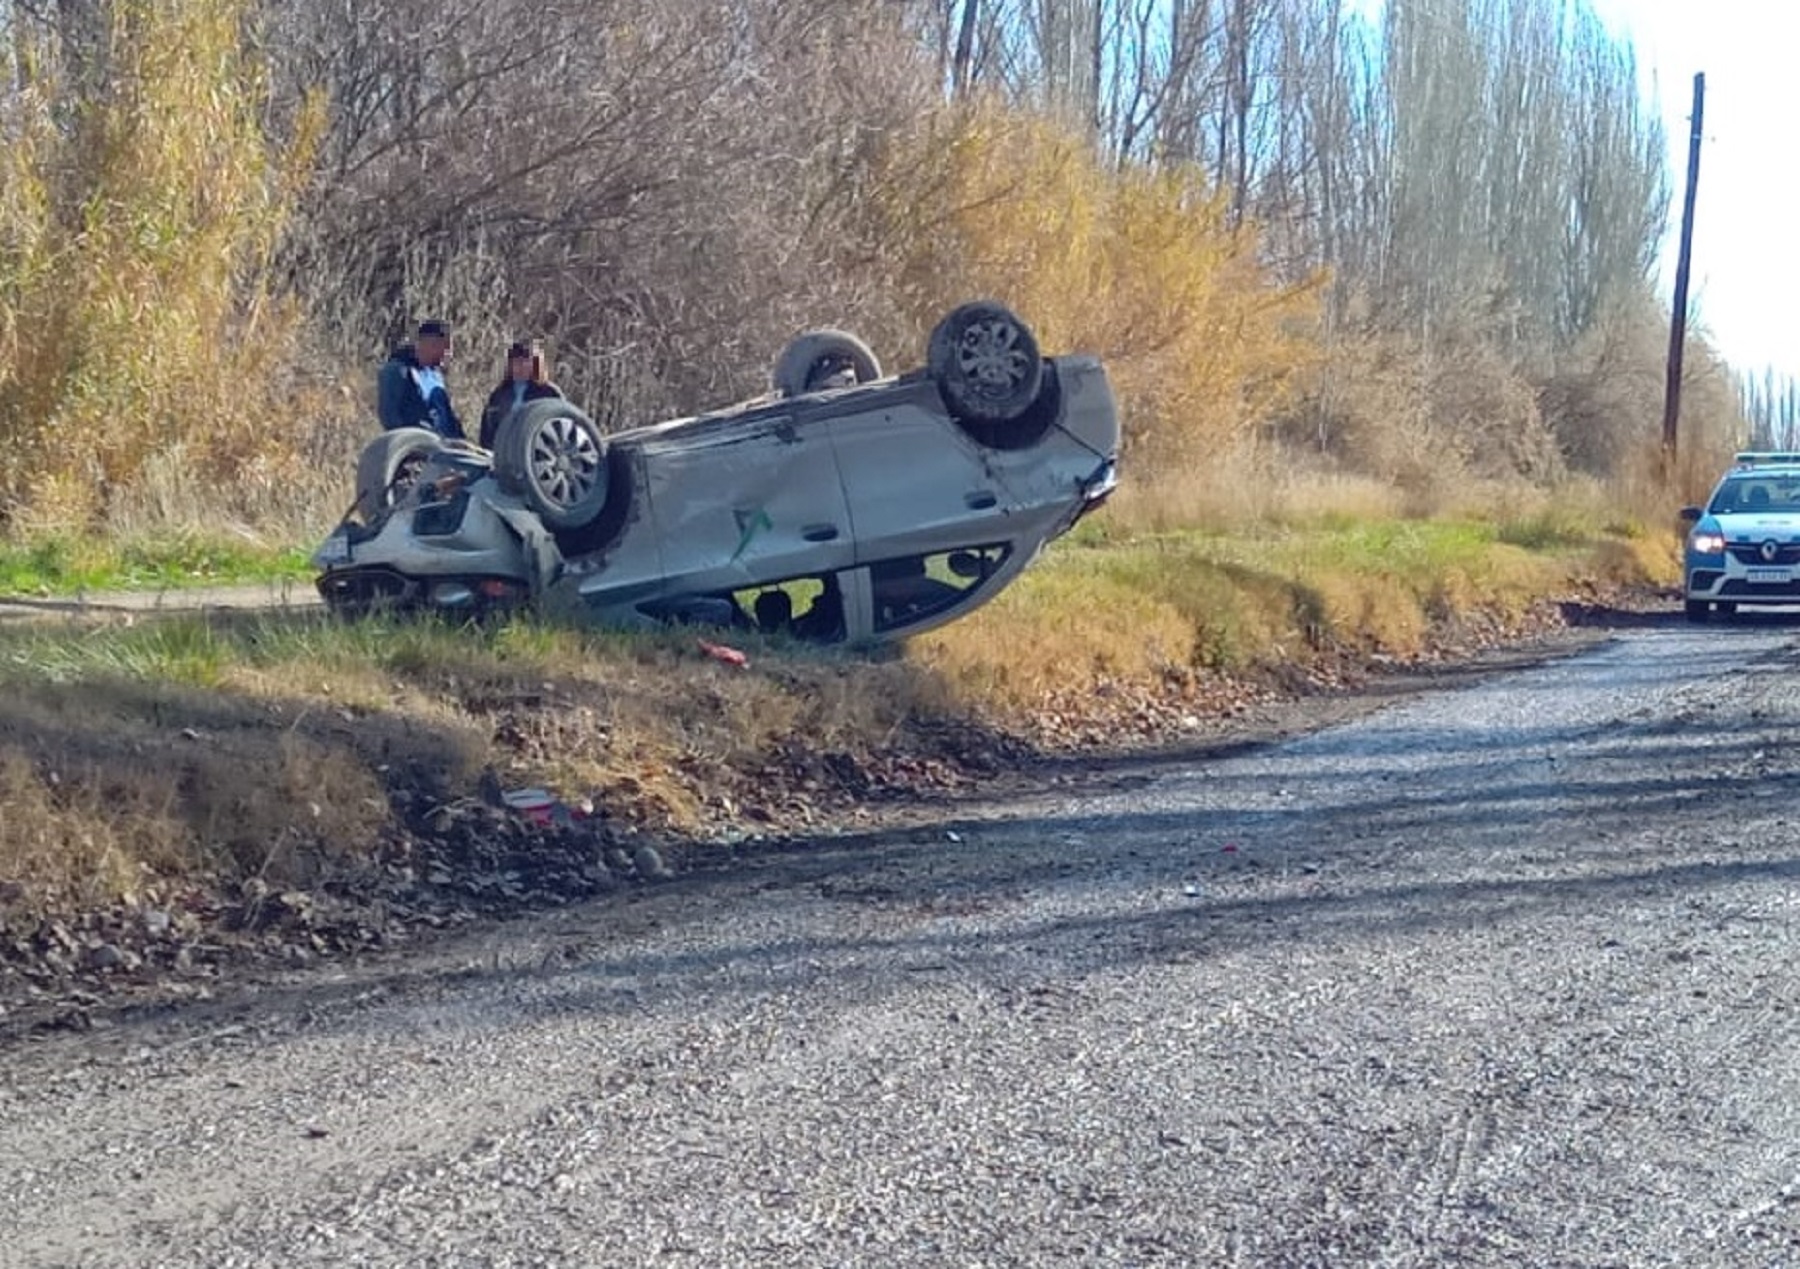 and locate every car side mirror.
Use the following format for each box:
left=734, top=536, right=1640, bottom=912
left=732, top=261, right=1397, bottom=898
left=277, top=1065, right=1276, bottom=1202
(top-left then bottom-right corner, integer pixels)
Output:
left=1678, top=505, right=1702, bottom=524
